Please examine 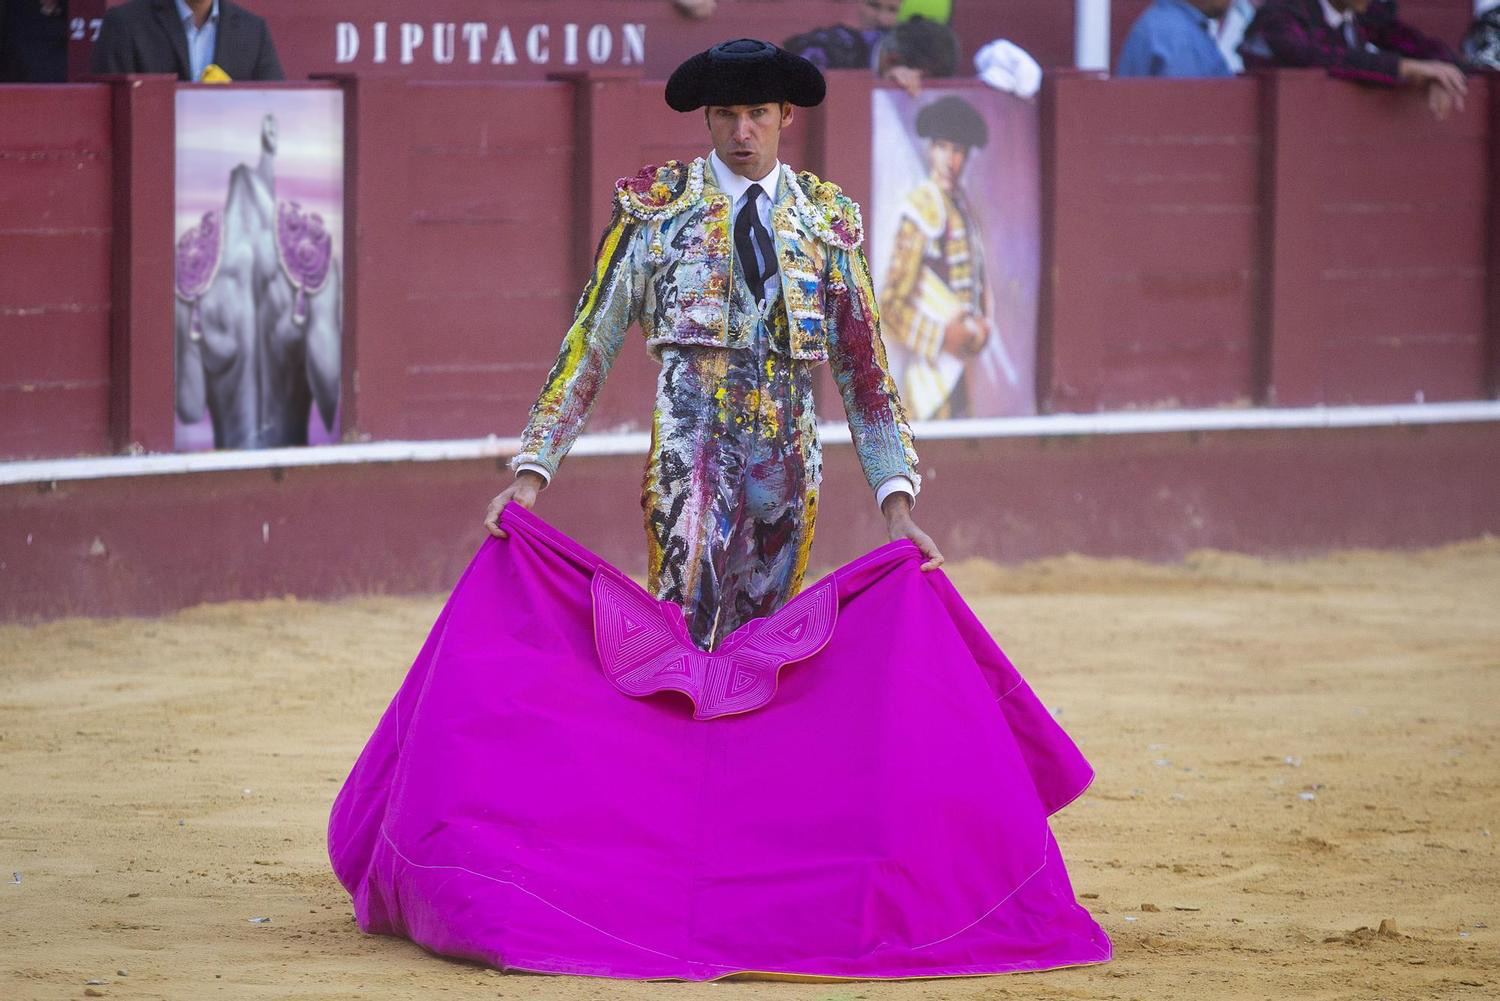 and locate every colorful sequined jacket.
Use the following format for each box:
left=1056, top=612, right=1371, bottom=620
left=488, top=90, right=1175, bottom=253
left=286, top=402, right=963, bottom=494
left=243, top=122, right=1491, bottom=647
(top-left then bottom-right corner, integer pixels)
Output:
left=512, top=157, right=920, bottom=493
